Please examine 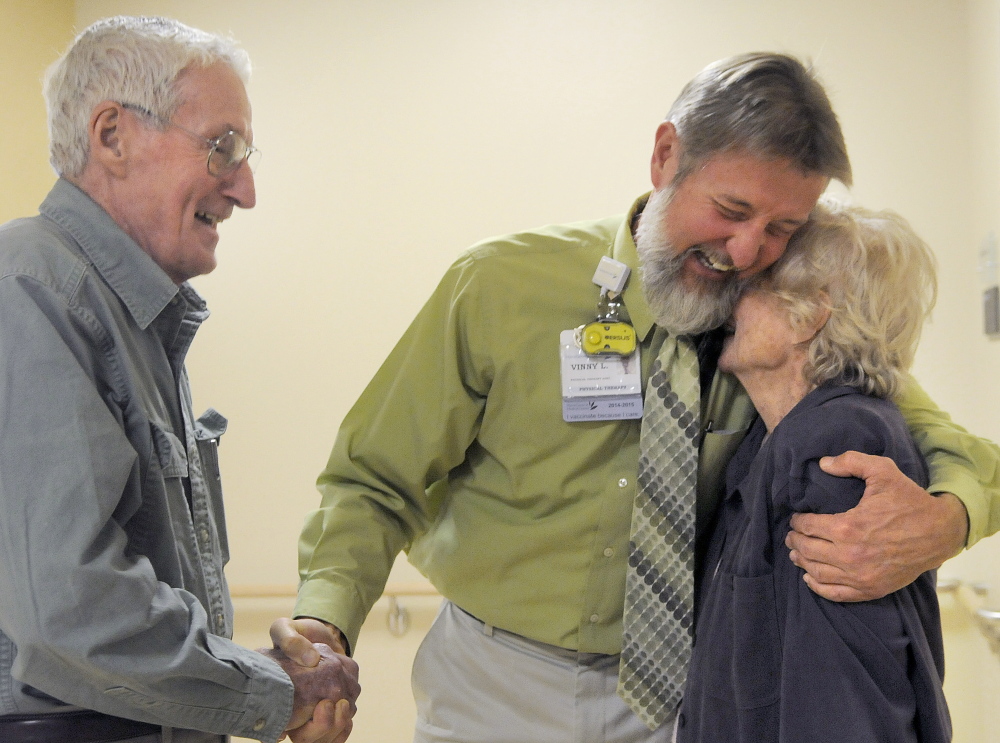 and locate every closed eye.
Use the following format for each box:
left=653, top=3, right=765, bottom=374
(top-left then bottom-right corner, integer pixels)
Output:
left=715, top=202, right=749, bottom=221
left=765, top=221, right=803, bottom=238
